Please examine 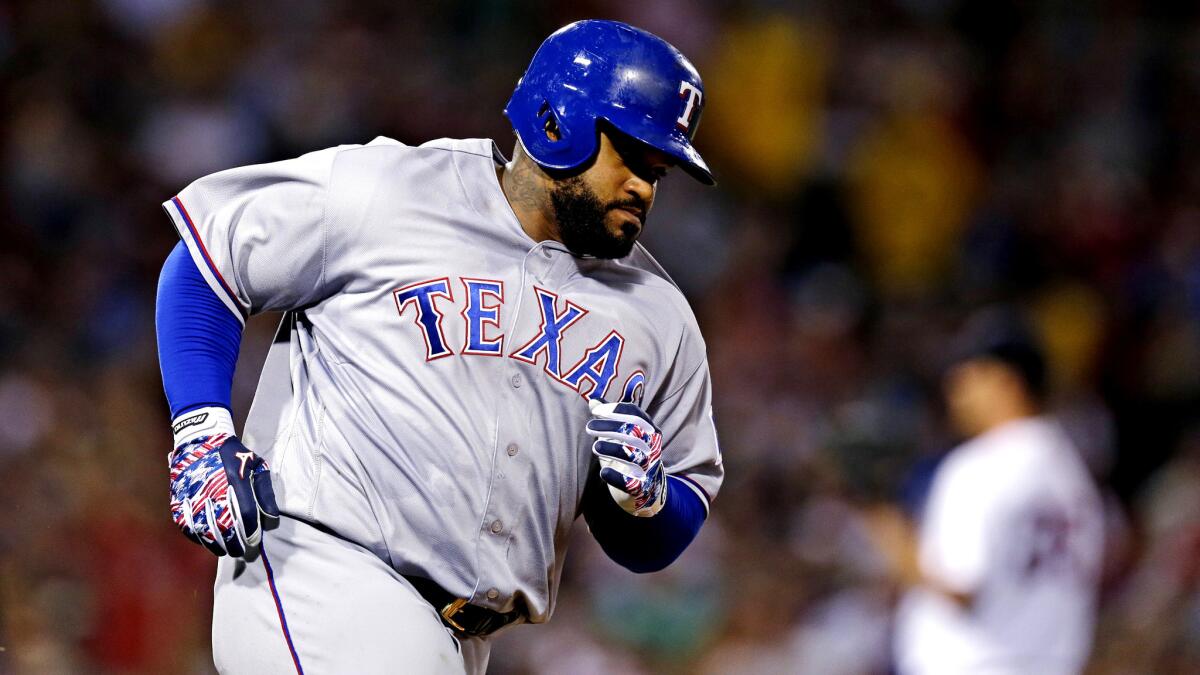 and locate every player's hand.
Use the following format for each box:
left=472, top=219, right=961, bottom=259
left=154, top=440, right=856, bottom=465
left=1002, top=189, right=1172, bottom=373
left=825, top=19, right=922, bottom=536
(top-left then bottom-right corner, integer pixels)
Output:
left=585, top=399, right=667, bottom=517
left=168, top=434, right=280, bottom=558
